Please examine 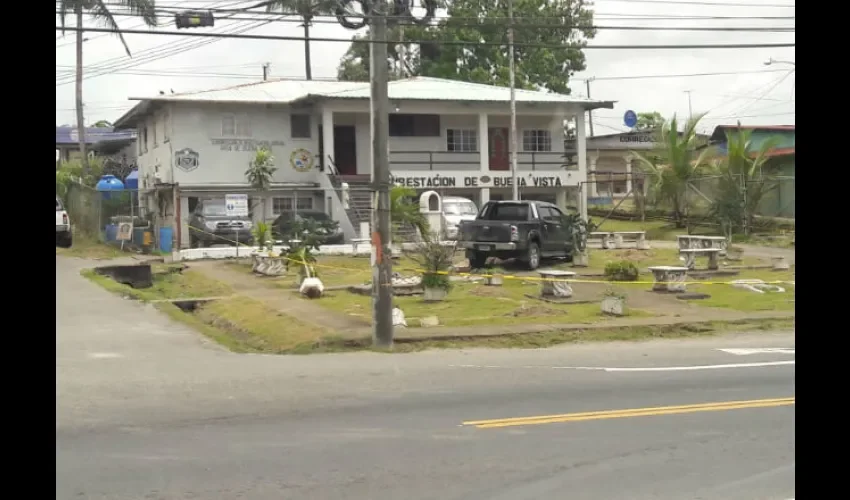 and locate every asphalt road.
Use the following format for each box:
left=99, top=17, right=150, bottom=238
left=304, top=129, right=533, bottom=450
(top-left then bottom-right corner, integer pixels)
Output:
left=57, top=256, right=795, bottom=500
